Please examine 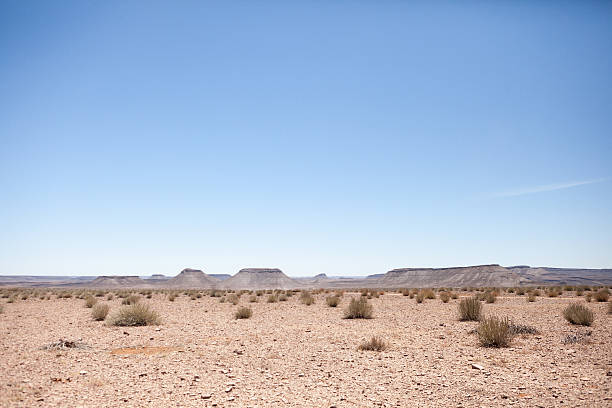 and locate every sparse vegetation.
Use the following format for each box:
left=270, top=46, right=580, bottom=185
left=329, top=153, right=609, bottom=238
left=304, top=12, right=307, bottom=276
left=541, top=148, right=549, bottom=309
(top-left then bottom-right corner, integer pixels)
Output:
left=279, top=294, right=288, bottom=301
left=228, top=294, right=240, bottom=305
left=459, top=297, right=482, bottom=321
left=122, top=295, right=140, bottom=305
left=248, top=295, right=257, bottom=303
left=527, top=294, right=536, bottom=302
left=326, top=296, right=340, bottom=307
left=485, top=292, right=496, bottom=303
left=267, top=294, right=278, bottom=303
left=92, top=303, right=110, bottom=321
left=563, top=303, right=594, bottom=326
left=84, top=296, right=98, bottom=308
left=344, top=297, right=373, bottom=319
left=477, top=316, right=512, bottom=347
left=358, top=336, right=387, bottom=351
left=300, top=291, right=315, bottom=306
left=108, top=303, right=160, bottom=326
left=439, top=292, right=450, bottom=303
left=594, top=289, right=609, bottom=302
left=234, top=307, right=252, bottom=319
